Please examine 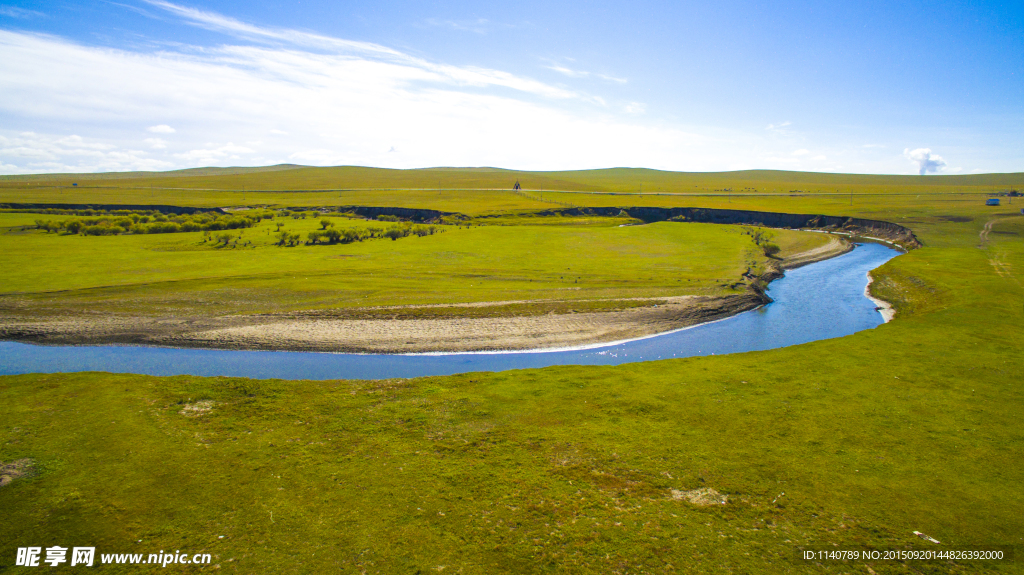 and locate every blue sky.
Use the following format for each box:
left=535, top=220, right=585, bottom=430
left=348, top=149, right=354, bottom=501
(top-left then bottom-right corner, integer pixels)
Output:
left=0, top=0, right=1021, bottom=174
